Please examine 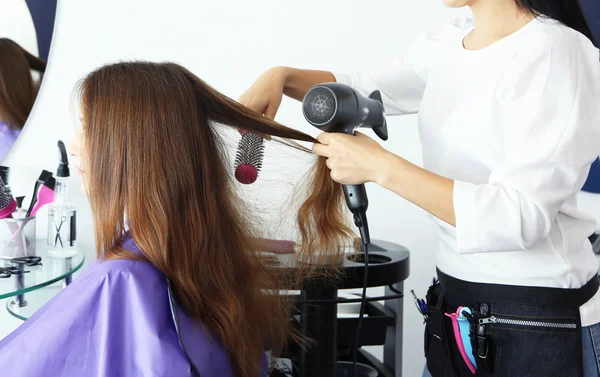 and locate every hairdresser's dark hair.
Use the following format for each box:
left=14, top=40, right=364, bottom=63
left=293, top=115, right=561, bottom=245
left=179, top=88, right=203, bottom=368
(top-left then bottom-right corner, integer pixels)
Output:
left=516, top=0, right=597, bottom=46
left=0, top=38, right=47, bottom=130
left=78, top=62, right=354, bottom=377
